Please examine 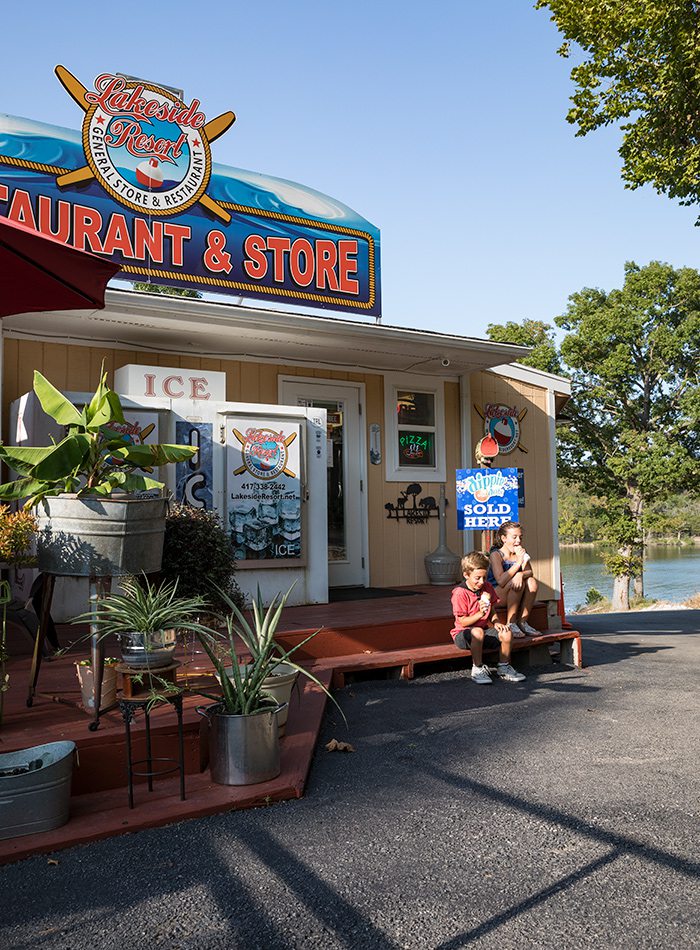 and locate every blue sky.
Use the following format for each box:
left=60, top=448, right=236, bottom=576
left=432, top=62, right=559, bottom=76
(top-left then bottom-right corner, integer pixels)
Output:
left=1, top=1, right=697, bottom=337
